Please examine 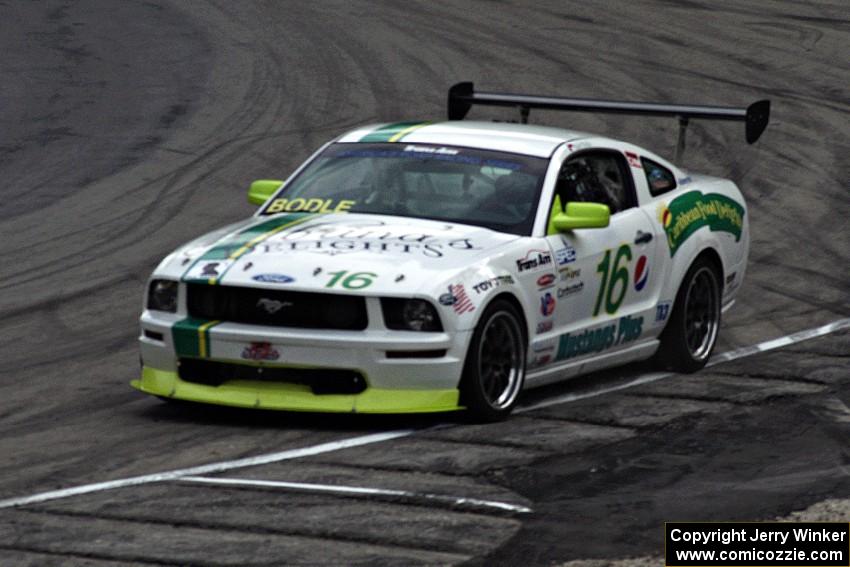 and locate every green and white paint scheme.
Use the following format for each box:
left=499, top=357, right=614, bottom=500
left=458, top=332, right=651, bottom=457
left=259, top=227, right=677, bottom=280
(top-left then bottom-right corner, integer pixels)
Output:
left=136, top=120, right=750, bottom=413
